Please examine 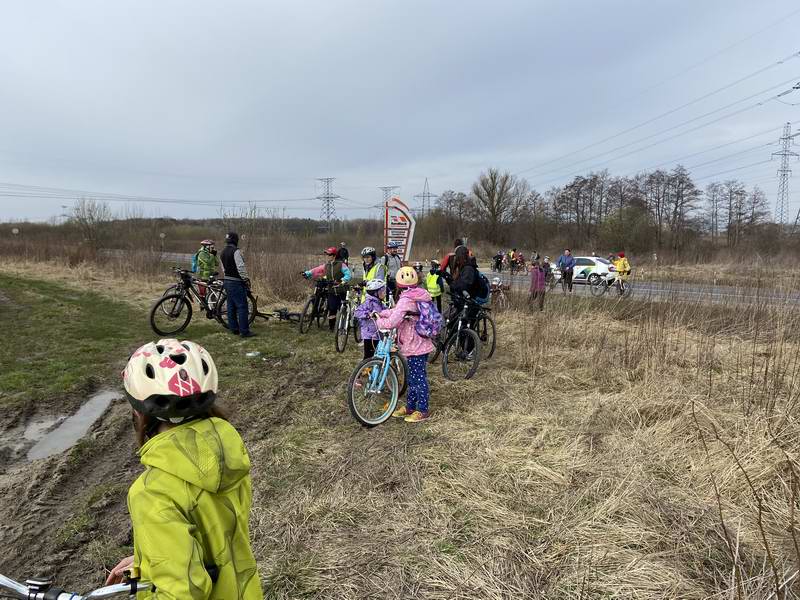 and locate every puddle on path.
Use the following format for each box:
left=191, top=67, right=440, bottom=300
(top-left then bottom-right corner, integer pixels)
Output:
left=26, top=390, right=121, bottom=461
